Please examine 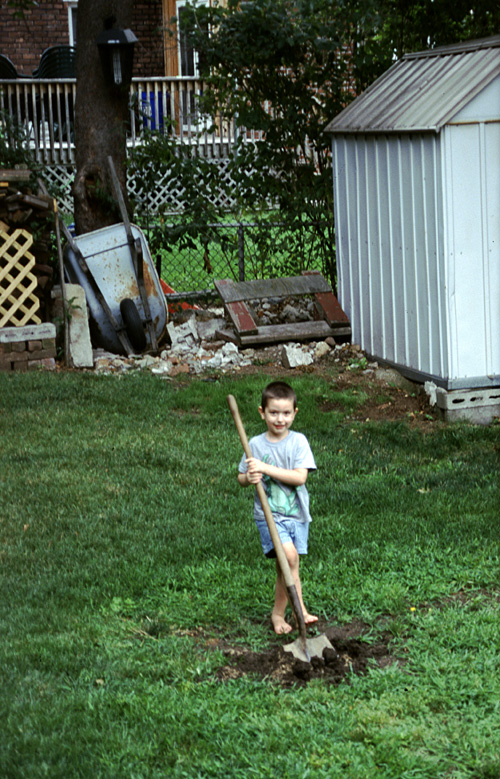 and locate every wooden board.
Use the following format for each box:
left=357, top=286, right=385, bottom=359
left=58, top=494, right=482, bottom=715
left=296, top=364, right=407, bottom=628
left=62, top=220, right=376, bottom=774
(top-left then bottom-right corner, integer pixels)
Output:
left=214, top=272, right=350, bottom=346
left=225, top=300, right=258, bottom=335
left=0, top=169, right=31, bottom=183
left=314, top=291, right=350, bottom=325
left=217, top=321, right=351, bottom=347
left=214, top=275, right=332, bottom=303
left=302, top=270, right=350, bottom=326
